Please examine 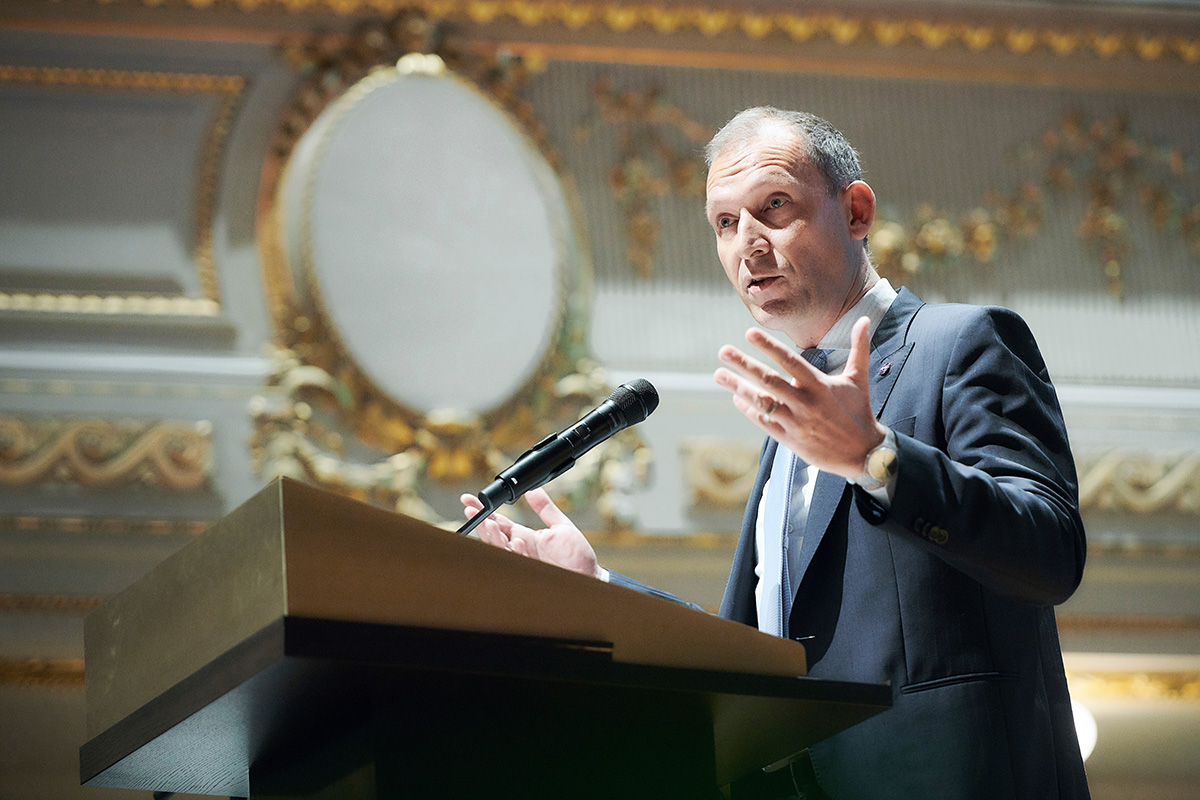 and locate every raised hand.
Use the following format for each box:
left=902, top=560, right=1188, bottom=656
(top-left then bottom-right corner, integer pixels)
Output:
left=714, top=315, right=886, bottom=478
left=460, top=488, right=603, bottom=579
